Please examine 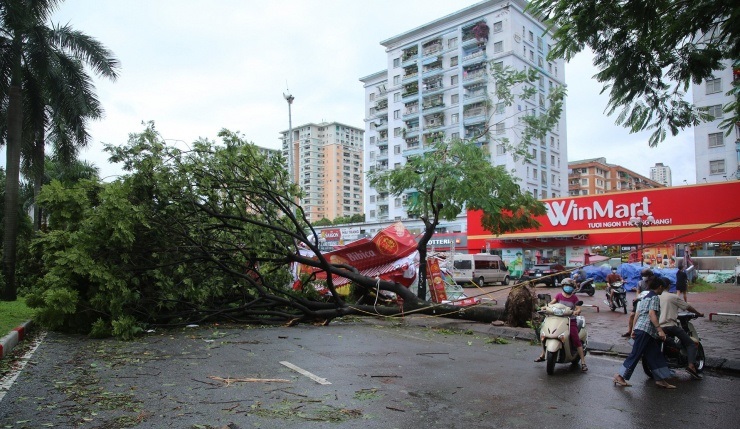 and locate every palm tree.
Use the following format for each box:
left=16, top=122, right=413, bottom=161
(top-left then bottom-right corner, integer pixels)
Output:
left=0, top=0, right=119, bottom=300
